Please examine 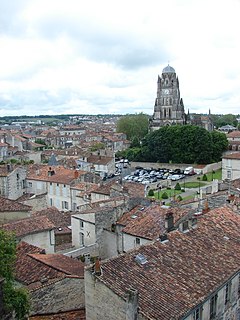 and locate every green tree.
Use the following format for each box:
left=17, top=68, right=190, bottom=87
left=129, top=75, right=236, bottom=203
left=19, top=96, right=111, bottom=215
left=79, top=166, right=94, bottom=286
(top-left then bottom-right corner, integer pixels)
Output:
left=210, top=131, right=228, bottom=161
left=0, top=230, right=30, bottom=319
left=140, top=125, right=214, bottom=164
left=211, top=114, right=238, bottom=128
left=116, top=113, right=149, bottom=141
